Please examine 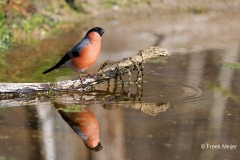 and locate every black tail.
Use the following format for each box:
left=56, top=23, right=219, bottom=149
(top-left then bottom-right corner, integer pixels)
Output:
left=43, top=66, right=58, bottom=74
left=43, top=53, right=71, bottom=74
left=43, top=60, right=65, bottom=74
